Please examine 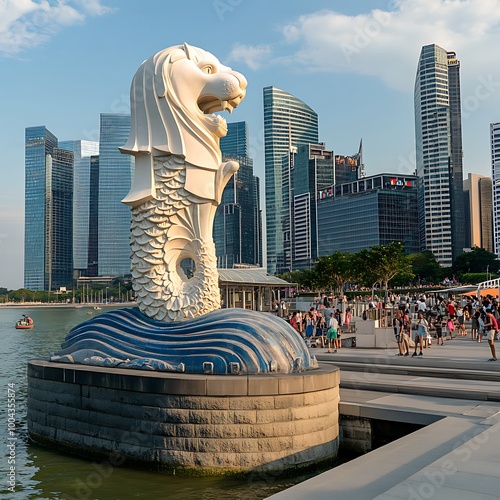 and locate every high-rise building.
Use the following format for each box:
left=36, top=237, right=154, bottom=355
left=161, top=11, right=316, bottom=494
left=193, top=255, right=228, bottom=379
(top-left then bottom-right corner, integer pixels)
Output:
left=491, top=122, right=500, bottom=256
left=414, top=44, right=465, bottom=266
left=215, top=121, right=262, bottom=268
left=24, top=126, right=74, bottom=291
left=220, top=121, right=248, bottom=157
left=263, top=86, right=319, bottom=275
left=98, top=114, right=134, bottom=277
left=317, top=173, right=419, bottom=256
left=464, top=173, right=493, bottom=252
left=59, top=140, right=99, bottom=278
left=290, top=143, right=335, bottom=271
